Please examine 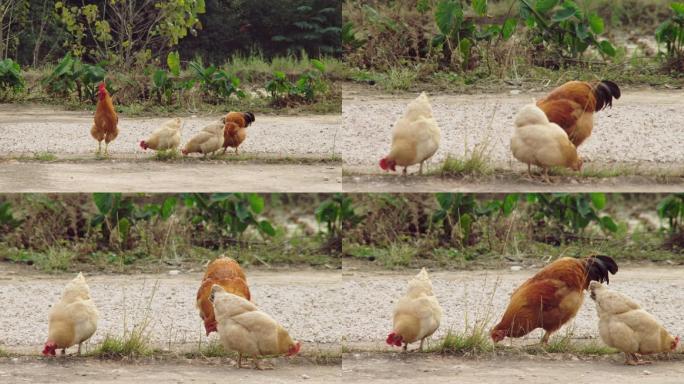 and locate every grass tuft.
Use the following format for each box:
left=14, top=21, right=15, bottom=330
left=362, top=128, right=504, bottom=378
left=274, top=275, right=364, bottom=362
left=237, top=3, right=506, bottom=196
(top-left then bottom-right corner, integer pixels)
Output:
left=91, top=282, right=158, bottom=359
left=154, top=149, right=180, bottom=161
left=33, top=152, right=57, bottom=161
left=430, top=324, right=494, bottom=355
left=92, top=333, right=152, bottom=359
